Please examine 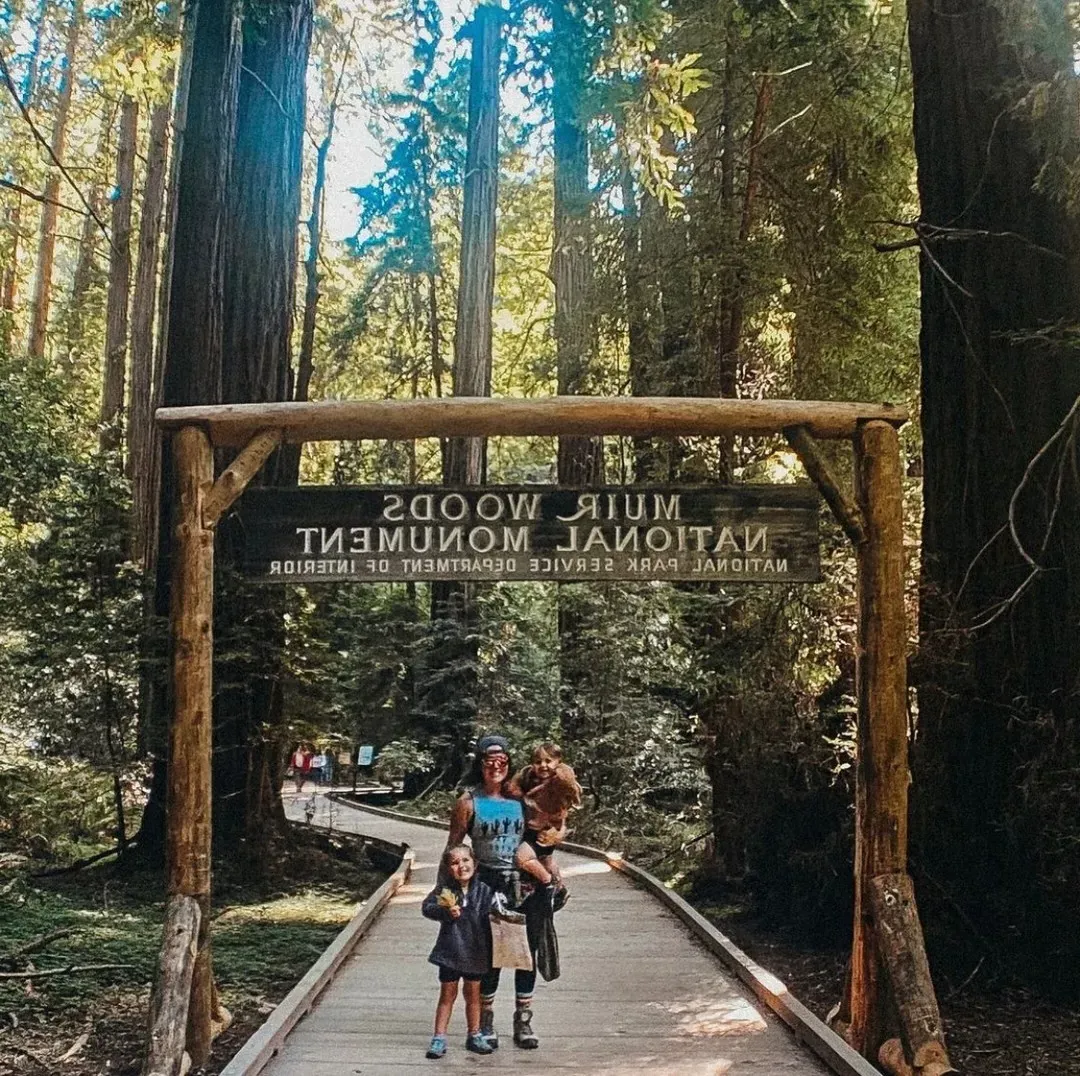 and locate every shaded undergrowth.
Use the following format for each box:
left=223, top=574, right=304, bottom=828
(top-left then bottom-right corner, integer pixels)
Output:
left=0, top=824, right=387, bottom=1075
